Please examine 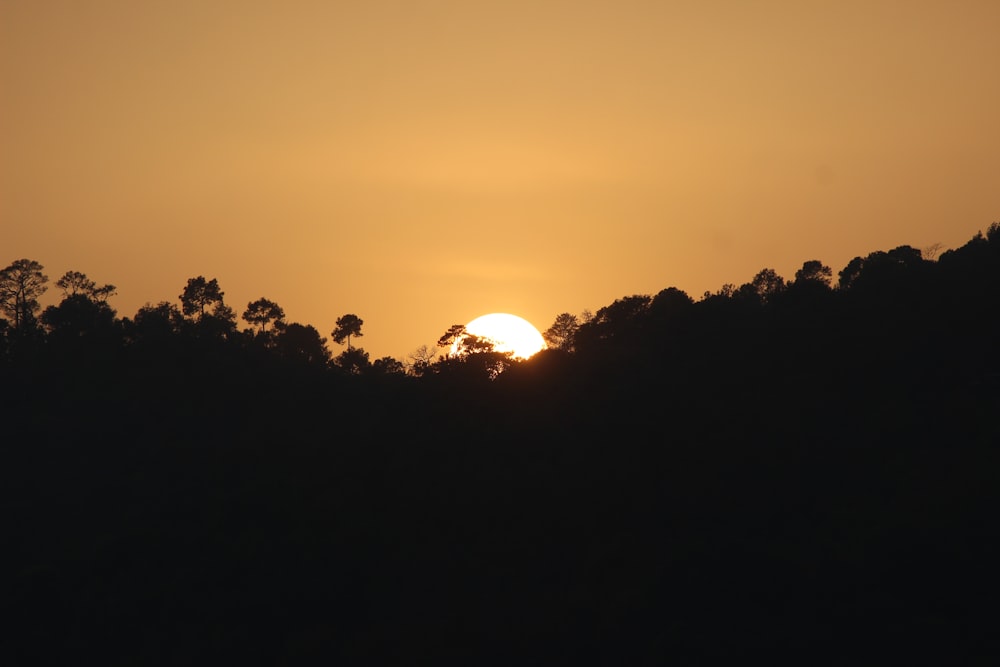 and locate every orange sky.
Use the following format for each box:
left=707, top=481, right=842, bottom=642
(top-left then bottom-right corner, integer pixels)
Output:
left=3, top=0, right=998, bottom=361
